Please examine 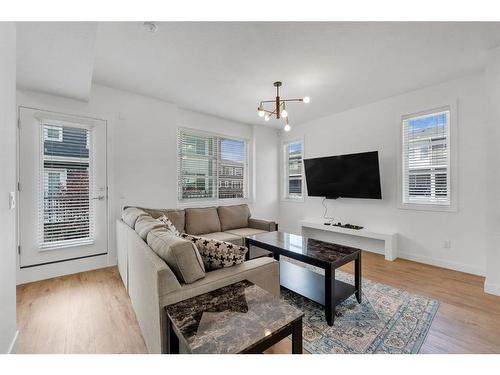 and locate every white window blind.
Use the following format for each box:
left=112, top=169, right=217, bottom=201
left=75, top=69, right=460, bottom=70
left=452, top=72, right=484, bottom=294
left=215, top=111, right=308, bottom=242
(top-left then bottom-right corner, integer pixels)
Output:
left=177, top=129, right=248, bottom=201
left=402, top=108, right=450, bottom=206
left=39, top=122, right=94, bottom=248
left=284, top=141, right=303, bottom=199
left=44, top=125, right=63, bottom=142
